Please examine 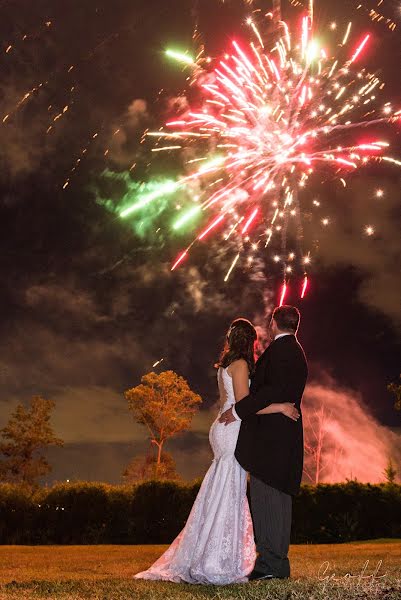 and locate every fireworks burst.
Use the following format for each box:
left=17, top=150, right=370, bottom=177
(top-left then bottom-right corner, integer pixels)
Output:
left=118, top=2, right=400, bottom=300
